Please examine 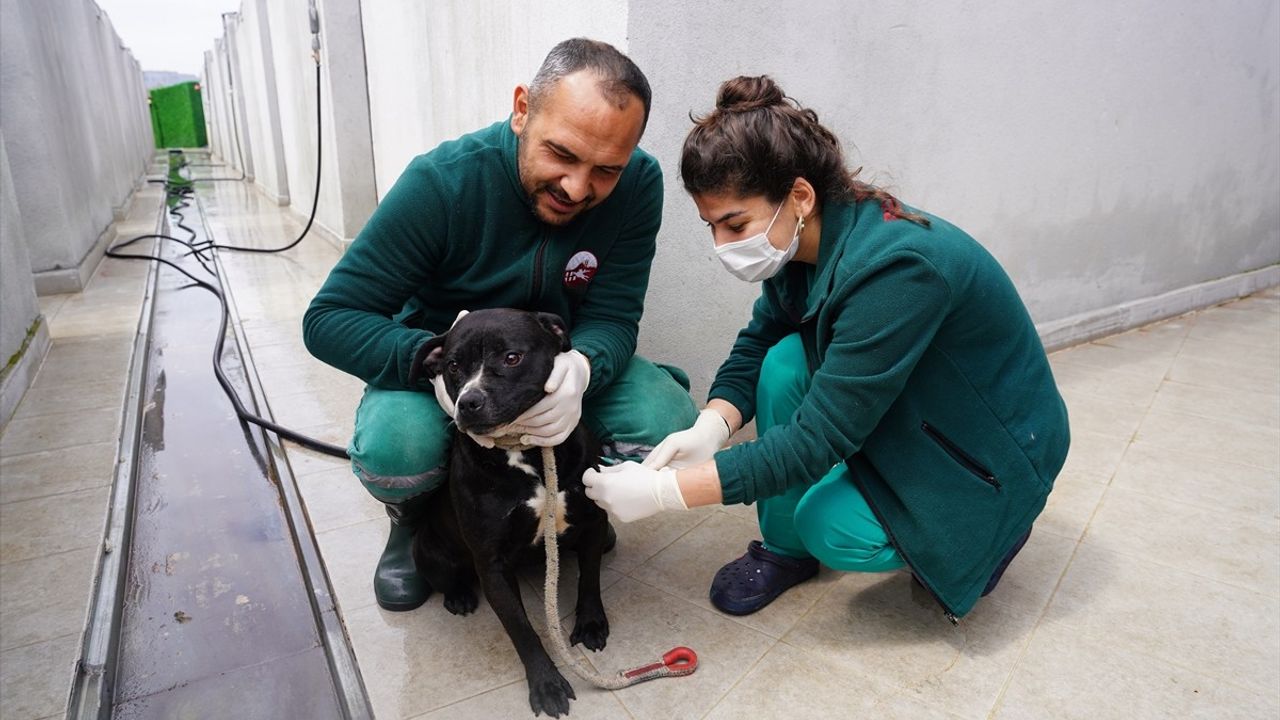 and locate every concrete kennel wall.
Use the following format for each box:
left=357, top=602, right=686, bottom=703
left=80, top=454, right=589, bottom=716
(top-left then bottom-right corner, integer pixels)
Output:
left=0, top=0, right=152, bottom=294
left=359, top=0, right=627, bottom=200
left=199, top=1, right=1276, bottom=400
left=0, top=134, right=49, bottom=427
left=229, top=0, right=290, bottom=204
left=628, top=0, right=1280, bottom=399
